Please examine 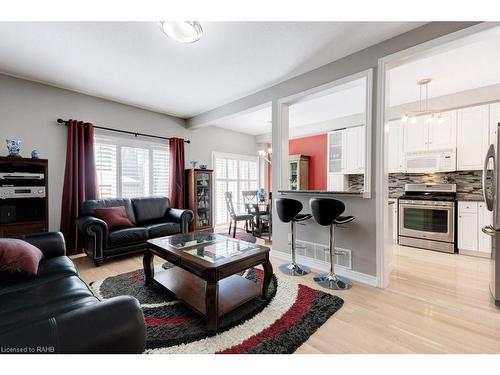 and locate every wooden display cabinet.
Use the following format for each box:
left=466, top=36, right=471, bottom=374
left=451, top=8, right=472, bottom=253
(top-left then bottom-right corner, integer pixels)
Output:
left=0, top=157, right=49, bottom=237
left=185, top=168, right=214, bottom=232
